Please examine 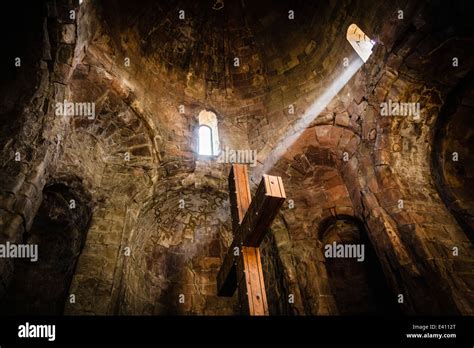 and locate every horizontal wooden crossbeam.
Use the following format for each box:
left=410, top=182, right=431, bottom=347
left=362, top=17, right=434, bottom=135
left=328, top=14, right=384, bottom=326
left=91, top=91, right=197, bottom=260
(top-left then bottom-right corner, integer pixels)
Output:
left=239, top=174, right=286, bottom=247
